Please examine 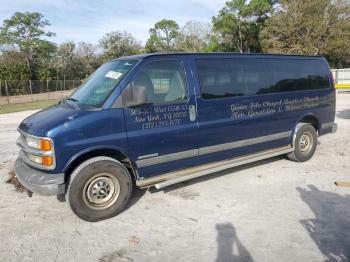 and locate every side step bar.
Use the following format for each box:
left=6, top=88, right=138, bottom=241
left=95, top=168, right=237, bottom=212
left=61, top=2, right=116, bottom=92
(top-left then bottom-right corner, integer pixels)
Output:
left=136, top=145, right=294, bottom=190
